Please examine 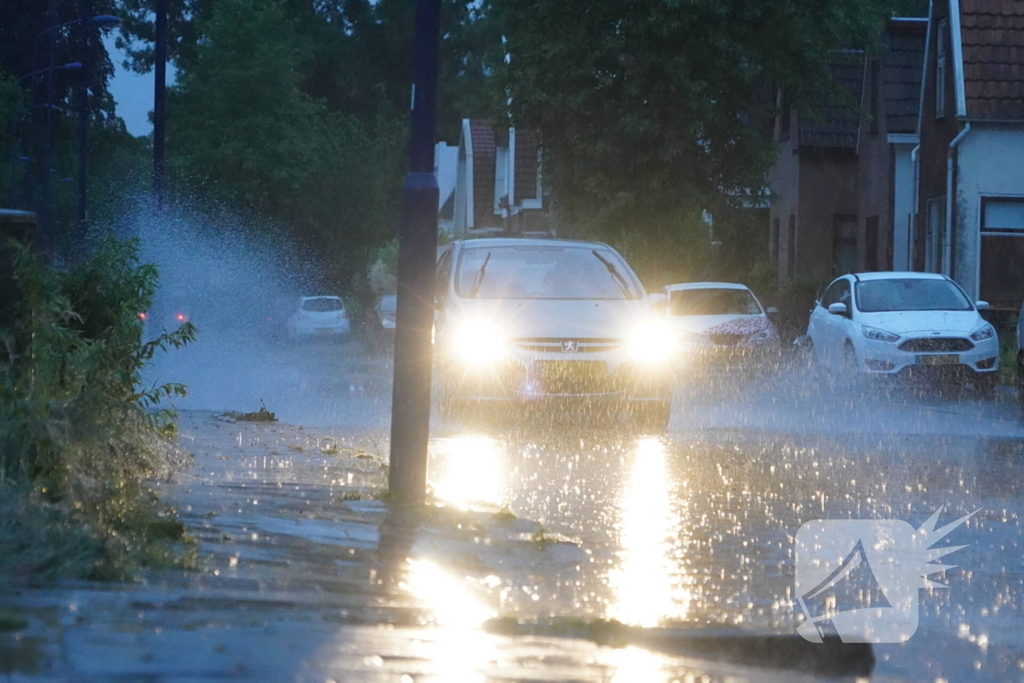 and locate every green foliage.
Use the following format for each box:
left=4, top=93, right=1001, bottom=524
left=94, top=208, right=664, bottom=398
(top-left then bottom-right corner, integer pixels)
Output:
left=0, top=237, right=196, bottom=579
left=490, top=0, right=894, bottom=263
